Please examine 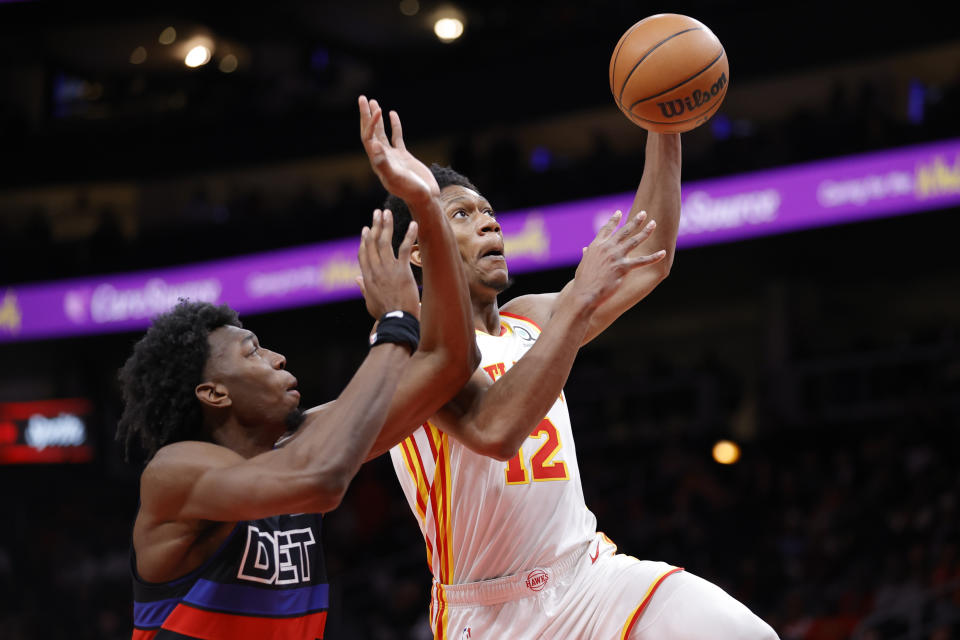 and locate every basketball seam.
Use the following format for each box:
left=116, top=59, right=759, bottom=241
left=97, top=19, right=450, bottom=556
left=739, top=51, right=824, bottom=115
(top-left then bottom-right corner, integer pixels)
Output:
left=617, top=27, right=703, bottom=106
left=628, top=48, right=726, bottom=109
left=627, top=85, right=728, bottom=127
left=610, top=21, right=645, bottom=93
